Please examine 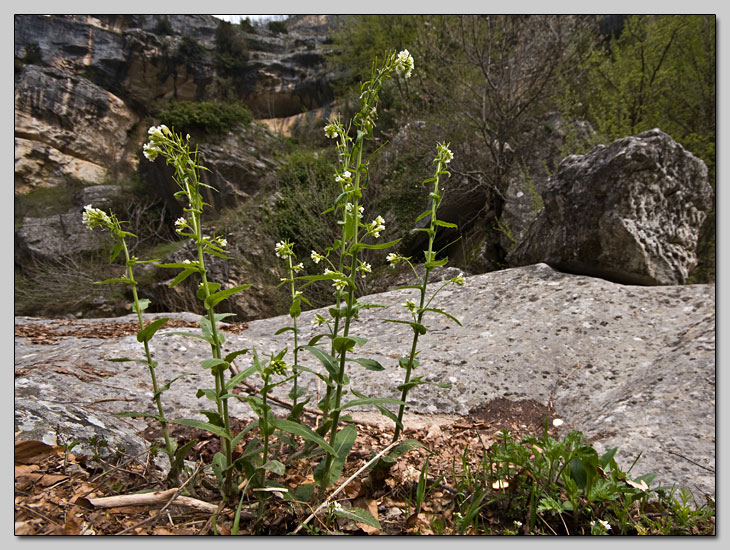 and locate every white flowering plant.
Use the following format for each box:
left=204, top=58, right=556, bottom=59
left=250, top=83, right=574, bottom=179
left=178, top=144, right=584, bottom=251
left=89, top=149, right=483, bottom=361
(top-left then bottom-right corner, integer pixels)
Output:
left=141, top=125, right=253, bottom=498
left=382, top=142, right=464, bottom=443
left=81, top=205, right=194, bottom=482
